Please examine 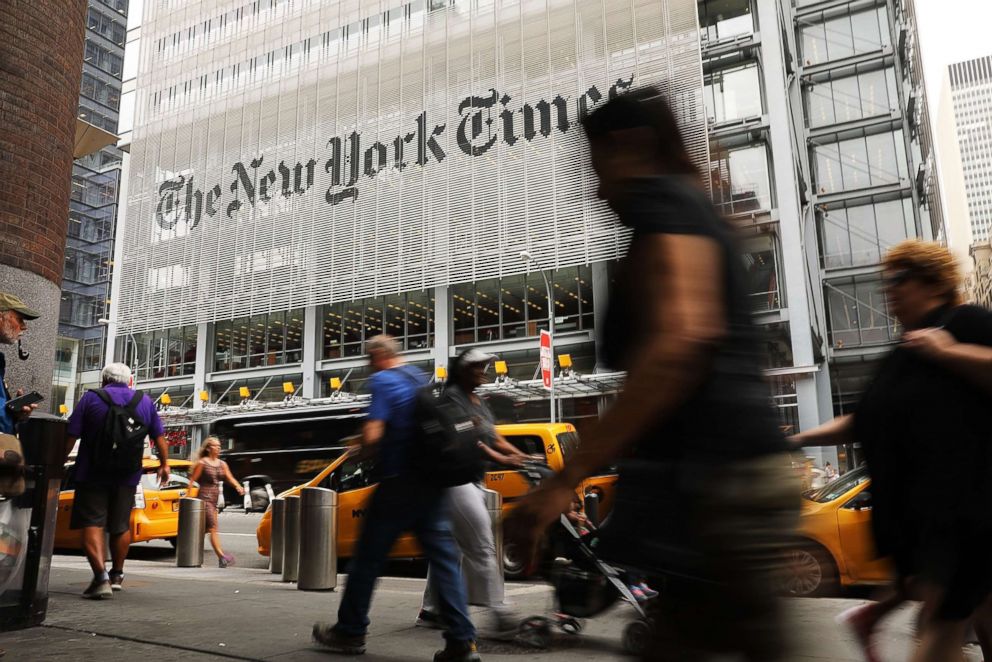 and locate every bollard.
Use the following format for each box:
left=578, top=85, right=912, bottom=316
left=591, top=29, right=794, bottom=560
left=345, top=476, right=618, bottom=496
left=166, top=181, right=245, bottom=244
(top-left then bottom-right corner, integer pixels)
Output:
left=270, top=497, right=286, bottom=574
left=482, top=489, right=503, bottom=580
left=281, top=495, right=301, bottom=582
left=583, top=491, right=600, bottom=528
left=176, top=497, right=205, bottom=567
left=298, top=488, right=338, bottom=591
